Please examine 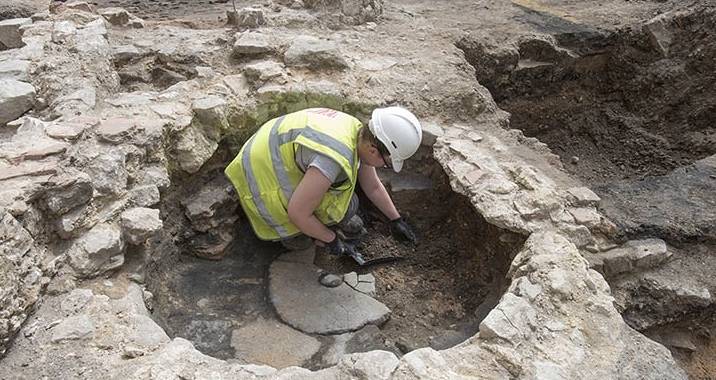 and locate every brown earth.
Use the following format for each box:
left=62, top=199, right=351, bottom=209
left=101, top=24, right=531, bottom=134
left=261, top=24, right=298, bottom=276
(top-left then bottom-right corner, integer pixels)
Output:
left=314, top=160, right=525, bottom=352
